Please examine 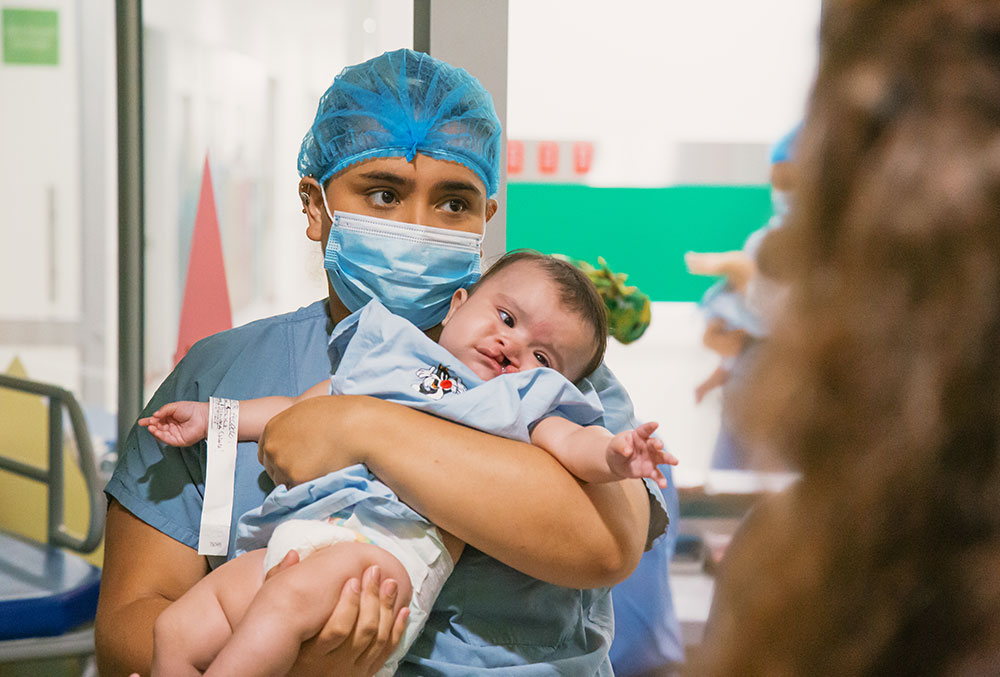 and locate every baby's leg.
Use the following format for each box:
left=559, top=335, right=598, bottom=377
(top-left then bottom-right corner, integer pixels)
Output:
left=205, top=541, right=412, bottom=677
left=151, top=549, right=266, bottom=676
